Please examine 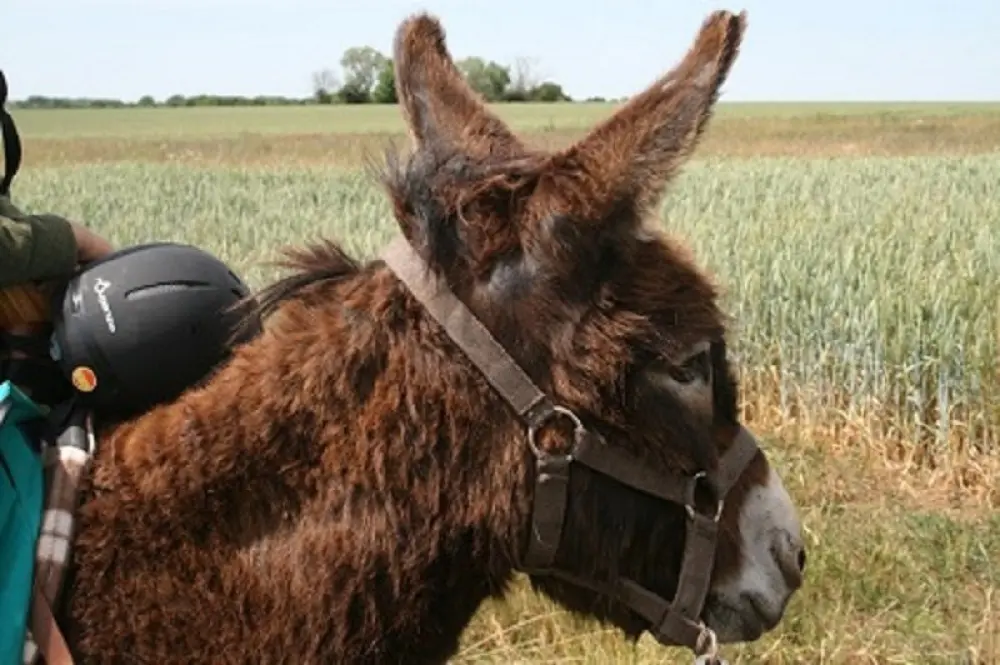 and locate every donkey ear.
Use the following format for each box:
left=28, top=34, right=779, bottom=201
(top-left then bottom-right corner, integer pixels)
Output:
left=555, top=10, right=747, bottom=216
left=393, top=14, right=525, bottom=159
